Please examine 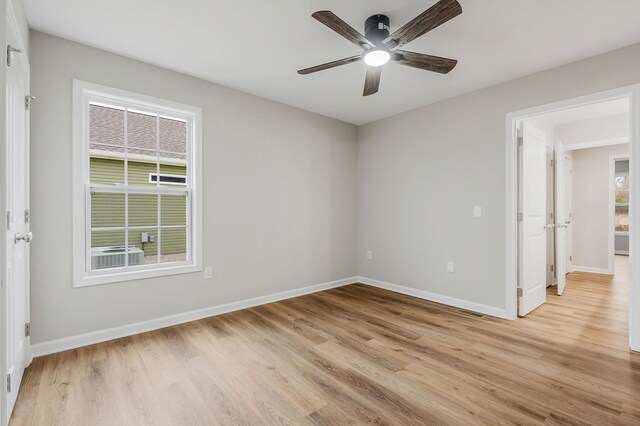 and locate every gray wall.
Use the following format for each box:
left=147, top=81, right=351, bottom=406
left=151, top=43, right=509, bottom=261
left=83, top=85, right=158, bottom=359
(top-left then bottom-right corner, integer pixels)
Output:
left=357, top=42, right=640, bottom=312
left=571, top=144, right=629, bottom=270
left=30, top=32, right=358, bottom=344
